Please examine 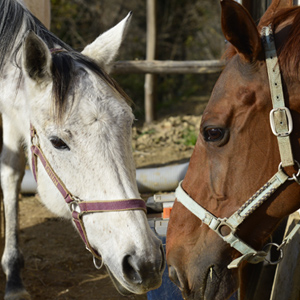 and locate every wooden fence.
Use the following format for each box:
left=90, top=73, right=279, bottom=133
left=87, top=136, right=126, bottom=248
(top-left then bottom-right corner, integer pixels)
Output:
left=115, top=0, right=277, bottom=123
left=111, top=60, right=225, bottom=75
left=130, top=0, right=300, bottom=123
